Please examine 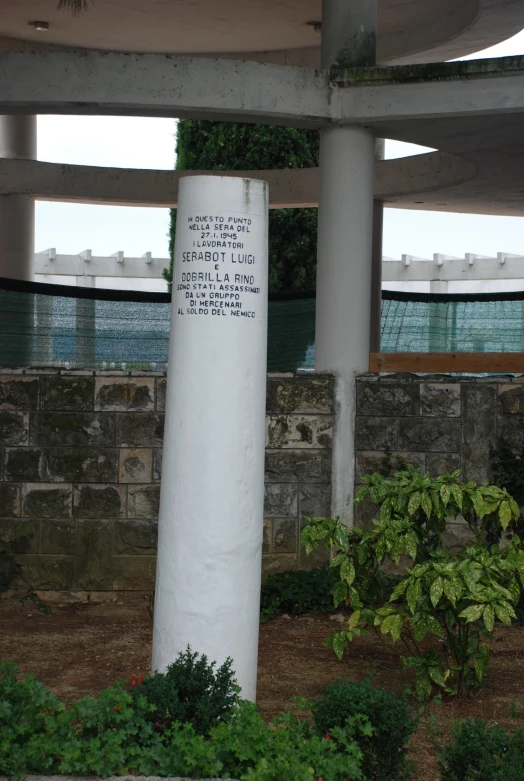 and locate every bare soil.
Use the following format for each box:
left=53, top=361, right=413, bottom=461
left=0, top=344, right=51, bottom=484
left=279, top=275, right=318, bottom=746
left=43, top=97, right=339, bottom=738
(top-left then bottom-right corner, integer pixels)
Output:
left=2, top=594, right=524, bottom=780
